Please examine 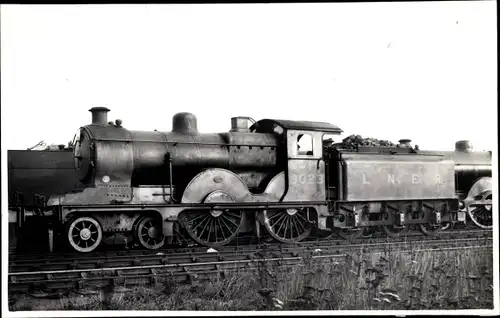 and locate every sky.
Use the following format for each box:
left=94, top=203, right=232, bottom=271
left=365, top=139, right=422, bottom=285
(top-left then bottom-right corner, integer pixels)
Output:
left=1, top=2, right=497, bottom=152
left=1, top=4, right=499, bottom=316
